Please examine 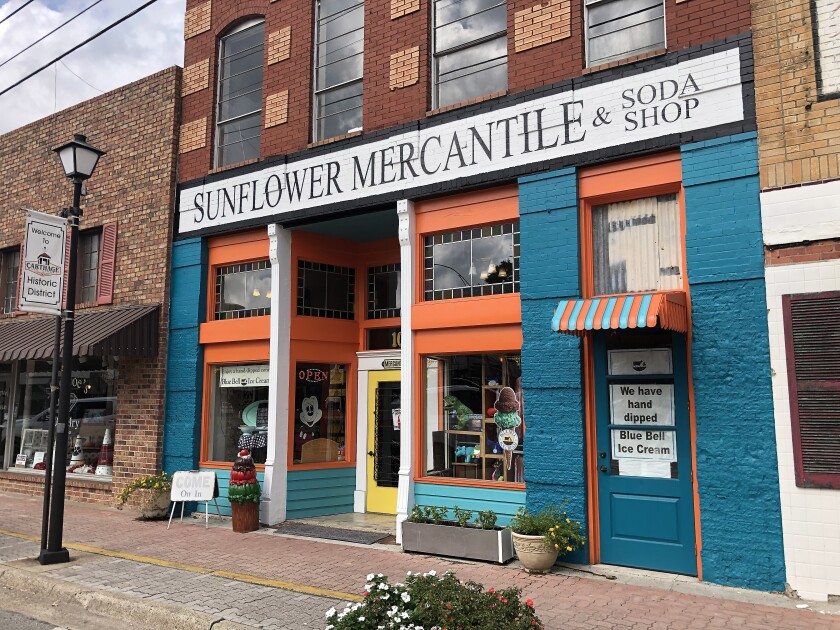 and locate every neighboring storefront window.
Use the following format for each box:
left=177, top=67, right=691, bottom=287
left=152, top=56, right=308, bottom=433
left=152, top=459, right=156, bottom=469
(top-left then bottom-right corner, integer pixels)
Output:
left=208, top=364, right=269, bottom=465
left=424, top=222, right=519, bottom=300
left=422, top=353, right=524, bottom=483
left=592, top=193, right=681, bottom=295
left=293, top=363, right=348, bottom=464
left=297, top=260, right=355, bottom=319
left=215, top=260, right=271, bottom=319
left=1, top=247, right=20, bottom=314
left=77, top=229, right=101, bottom=304
left=367, top=263, right=400, bottom=319
left=1, top=357, right=118, bottom=476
